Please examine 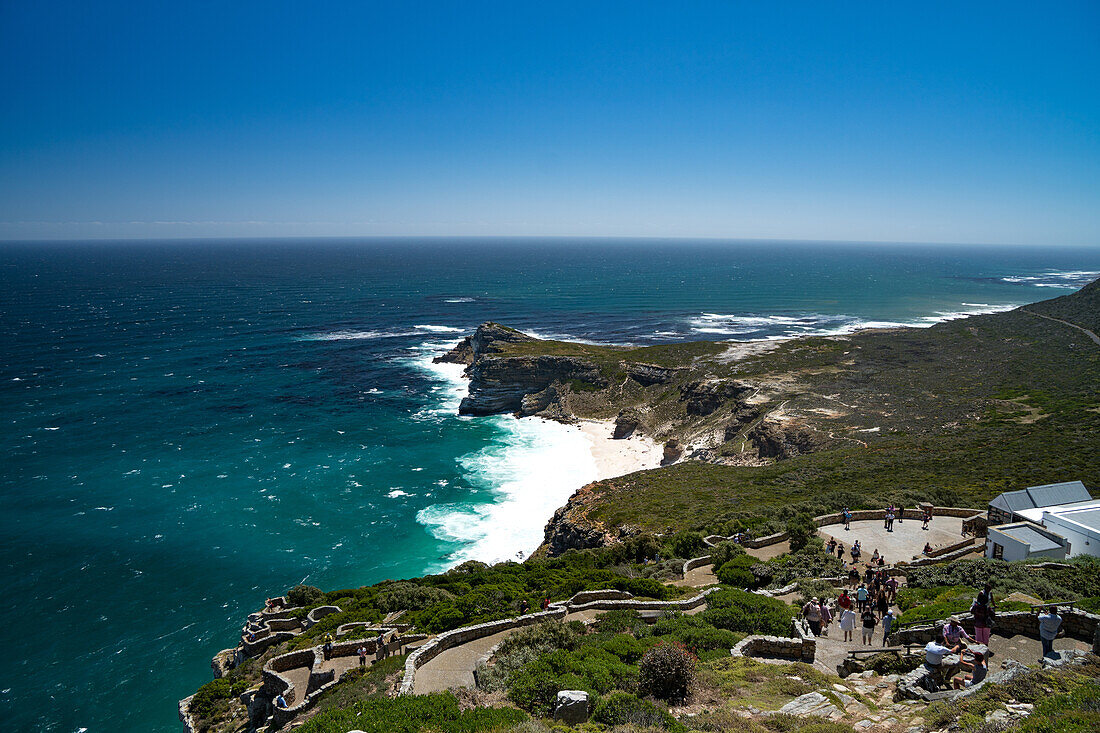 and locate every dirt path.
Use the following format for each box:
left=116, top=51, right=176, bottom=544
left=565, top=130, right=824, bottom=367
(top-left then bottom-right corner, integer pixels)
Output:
left=1022, top=308, right=1100, bottom=346
left=674, top=564, right=718, bottom=587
